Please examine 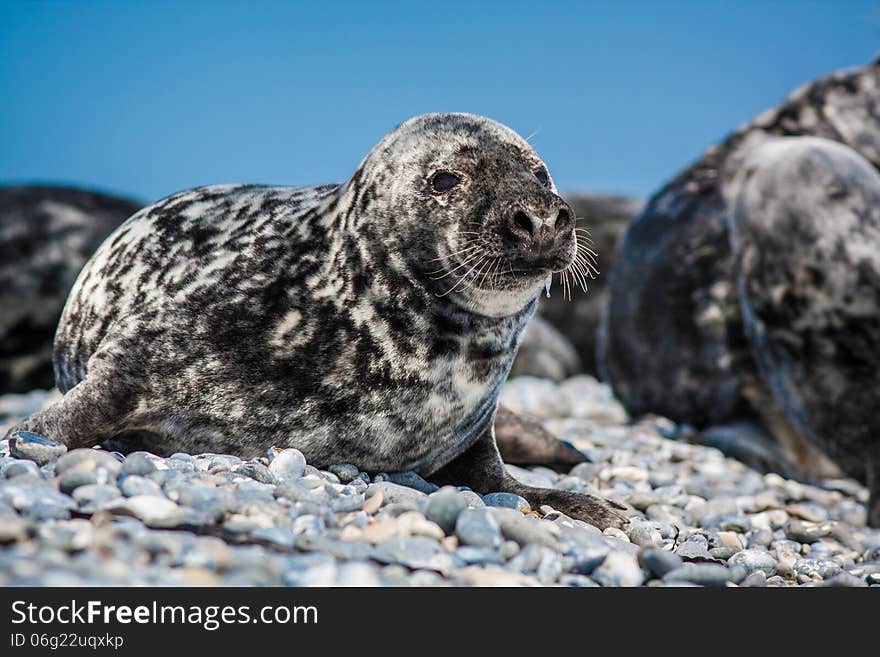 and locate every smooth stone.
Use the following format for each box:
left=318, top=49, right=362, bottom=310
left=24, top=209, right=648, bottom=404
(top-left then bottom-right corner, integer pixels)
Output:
left=455, top=507, right=503, bottom=548
left=628, top=523, right=663, bottom=547
left=327, top=463, right=359, bottom=483
left=119, top=475, right=164, bottom=498
left=385, top=471, right=439, bottom=494
left=252, top=526, right=296, bottom=549
left=639, top=548, right=683, bottom=579
left=268, top=449, right=306, bottom=482
left=675, top=540, right=717, bottom=562
left=456, top=546, right=506, bottom=565
left=106, top=495, right=181, bottom=525
left=37, top=519, right=94, bottom=551
left=490, top=507, right=560, bottom=551
left=22, top=503, right=72, bottom=521
left=8, top=431, right=67, bottom=466
left=794, top=558, right=841, bottom=580
left=367, top=481, right=427, bottom=507
left=727, top=548, right=778, bottom=576
left=72, top=484, right=123, bottom=507
left=817, top=572, right=868, bottom=588
left=592, top=551, right=644, bottom=587
left=121, top=452, right=157, bottom=476
left=2, top=460, right=42, bottom=480
left=785, top=519, right=832, bottom=544
left=740, top=570, right=767, bottom=587
left=0, top=514, right=28, bottom=543
left=233, top=462, right=278, bottom=485
left=482, top=492, right=530, bottom=511
left=566, top=542, right=610, bottom=574
left=0, top=481, right=76, bottom=512
left=55, top=449, right=122, bottom=476
left=663, top=563, right=733, bottom=587
left=58, top=464, right=102, bottom=494
left=458, top=490, right=486, bottom=508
